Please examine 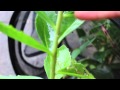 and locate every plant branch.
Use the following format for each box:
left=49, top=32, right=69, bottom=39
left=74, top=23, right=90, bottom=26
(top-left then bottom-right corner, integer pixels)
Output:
left=50, top=11, right=63, bottom=79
